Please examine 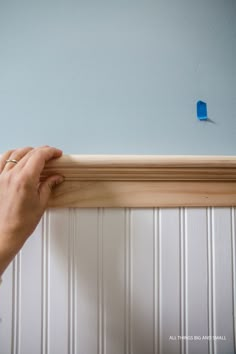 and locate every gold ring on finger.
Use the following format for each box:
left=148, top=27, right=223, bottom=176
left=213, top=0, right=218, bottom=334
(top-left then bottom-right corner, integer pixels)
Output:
left=5, top=159, right=18, bottom=164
